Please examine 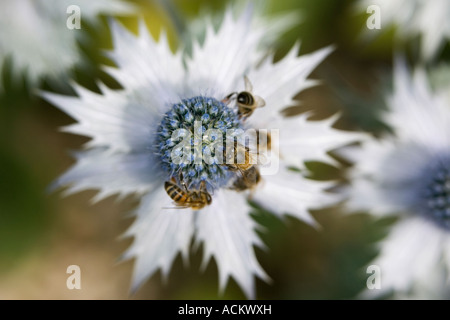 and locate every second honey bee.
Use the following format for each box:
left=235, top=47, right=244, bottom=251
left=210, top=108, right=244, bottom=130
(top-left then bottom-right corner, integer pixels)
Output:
left=223, top=76, right=265, bottom=119
left=164, top=178, right=212, bottom=210
left=223, top=139, right=257, bottom=174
